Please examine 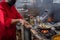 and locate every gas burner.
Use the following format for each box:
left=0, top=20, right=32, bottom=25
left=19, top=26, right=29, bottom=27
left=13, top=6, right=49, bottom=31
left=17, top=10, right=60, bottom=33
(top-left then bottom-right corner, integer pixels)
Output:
left=36, top=28, right=57, bottom=39
left=41, top=30, right=49, bottom=34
